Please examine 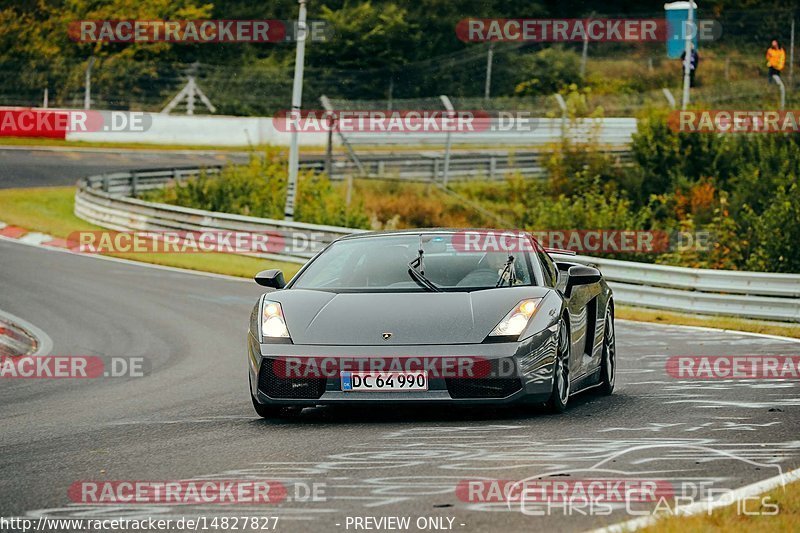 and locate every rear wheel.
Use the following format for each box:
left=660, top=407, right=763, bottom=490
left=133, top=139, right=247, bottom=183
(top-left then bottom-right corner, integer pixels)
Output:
left=547, top=319, right=571, bottom=413
left=598, top=309, right=616, bottom=395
